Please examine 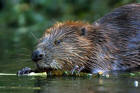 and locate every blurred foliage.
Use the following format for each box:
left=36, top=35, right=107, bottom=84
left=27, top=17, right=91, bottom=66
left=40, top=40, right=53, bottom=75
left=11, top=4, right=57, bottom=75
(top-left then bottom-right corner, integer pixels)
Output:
left=0, top=0, right=140, bottom=72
